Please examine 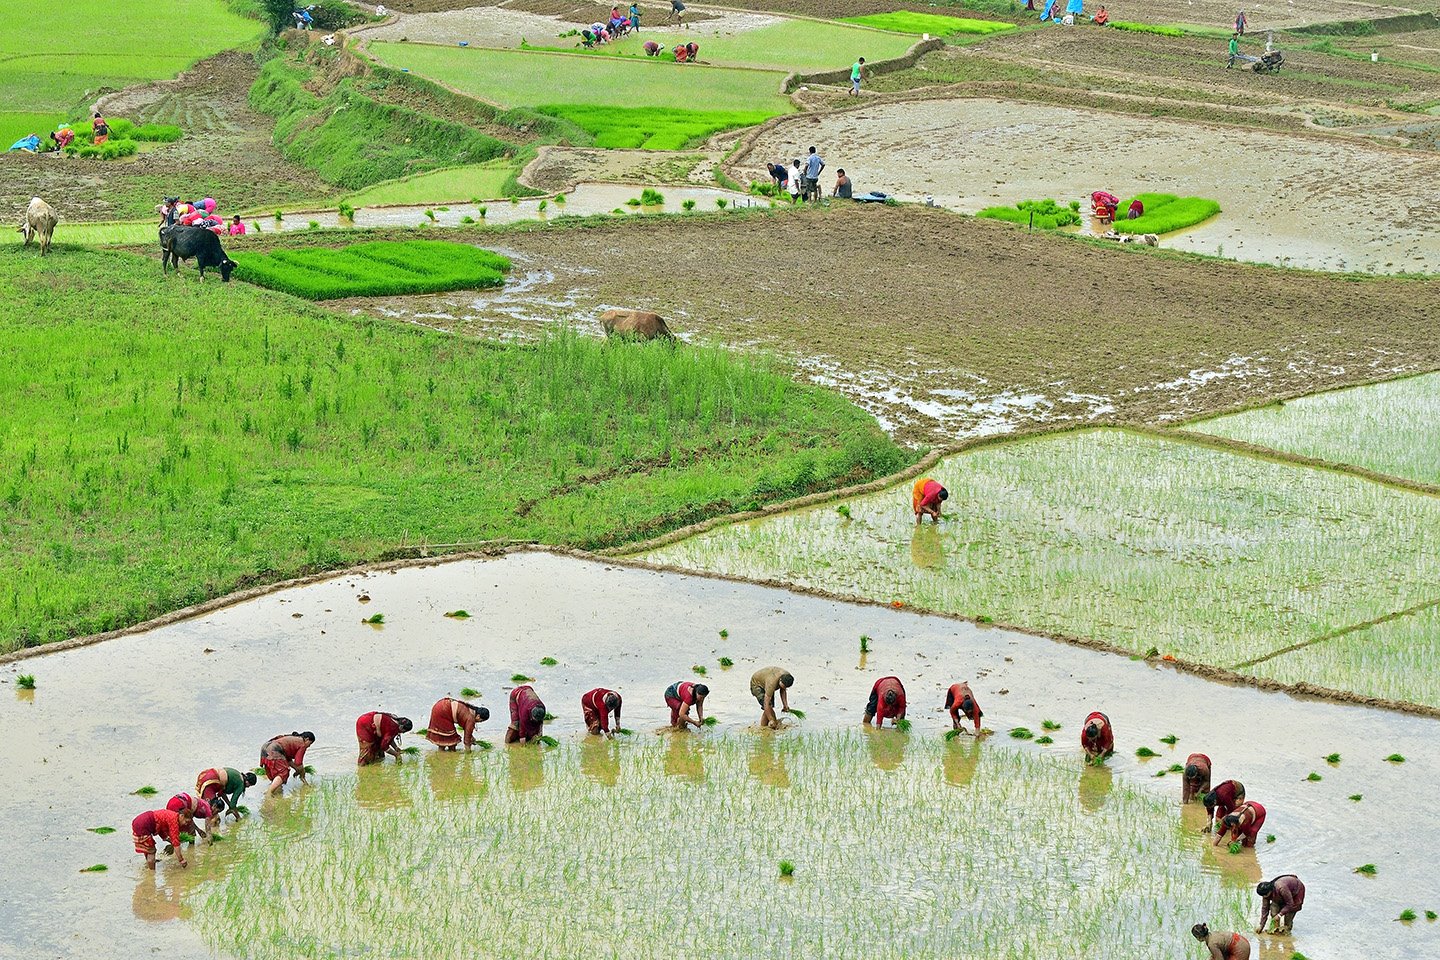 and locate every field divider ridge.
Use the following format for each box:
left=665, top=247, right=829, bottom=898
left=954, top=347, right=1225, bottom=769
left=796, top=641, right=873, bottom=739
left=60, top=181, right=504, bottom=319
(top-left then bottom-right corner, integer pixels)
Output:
left=1230, top=594, right=1440, bottom=670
